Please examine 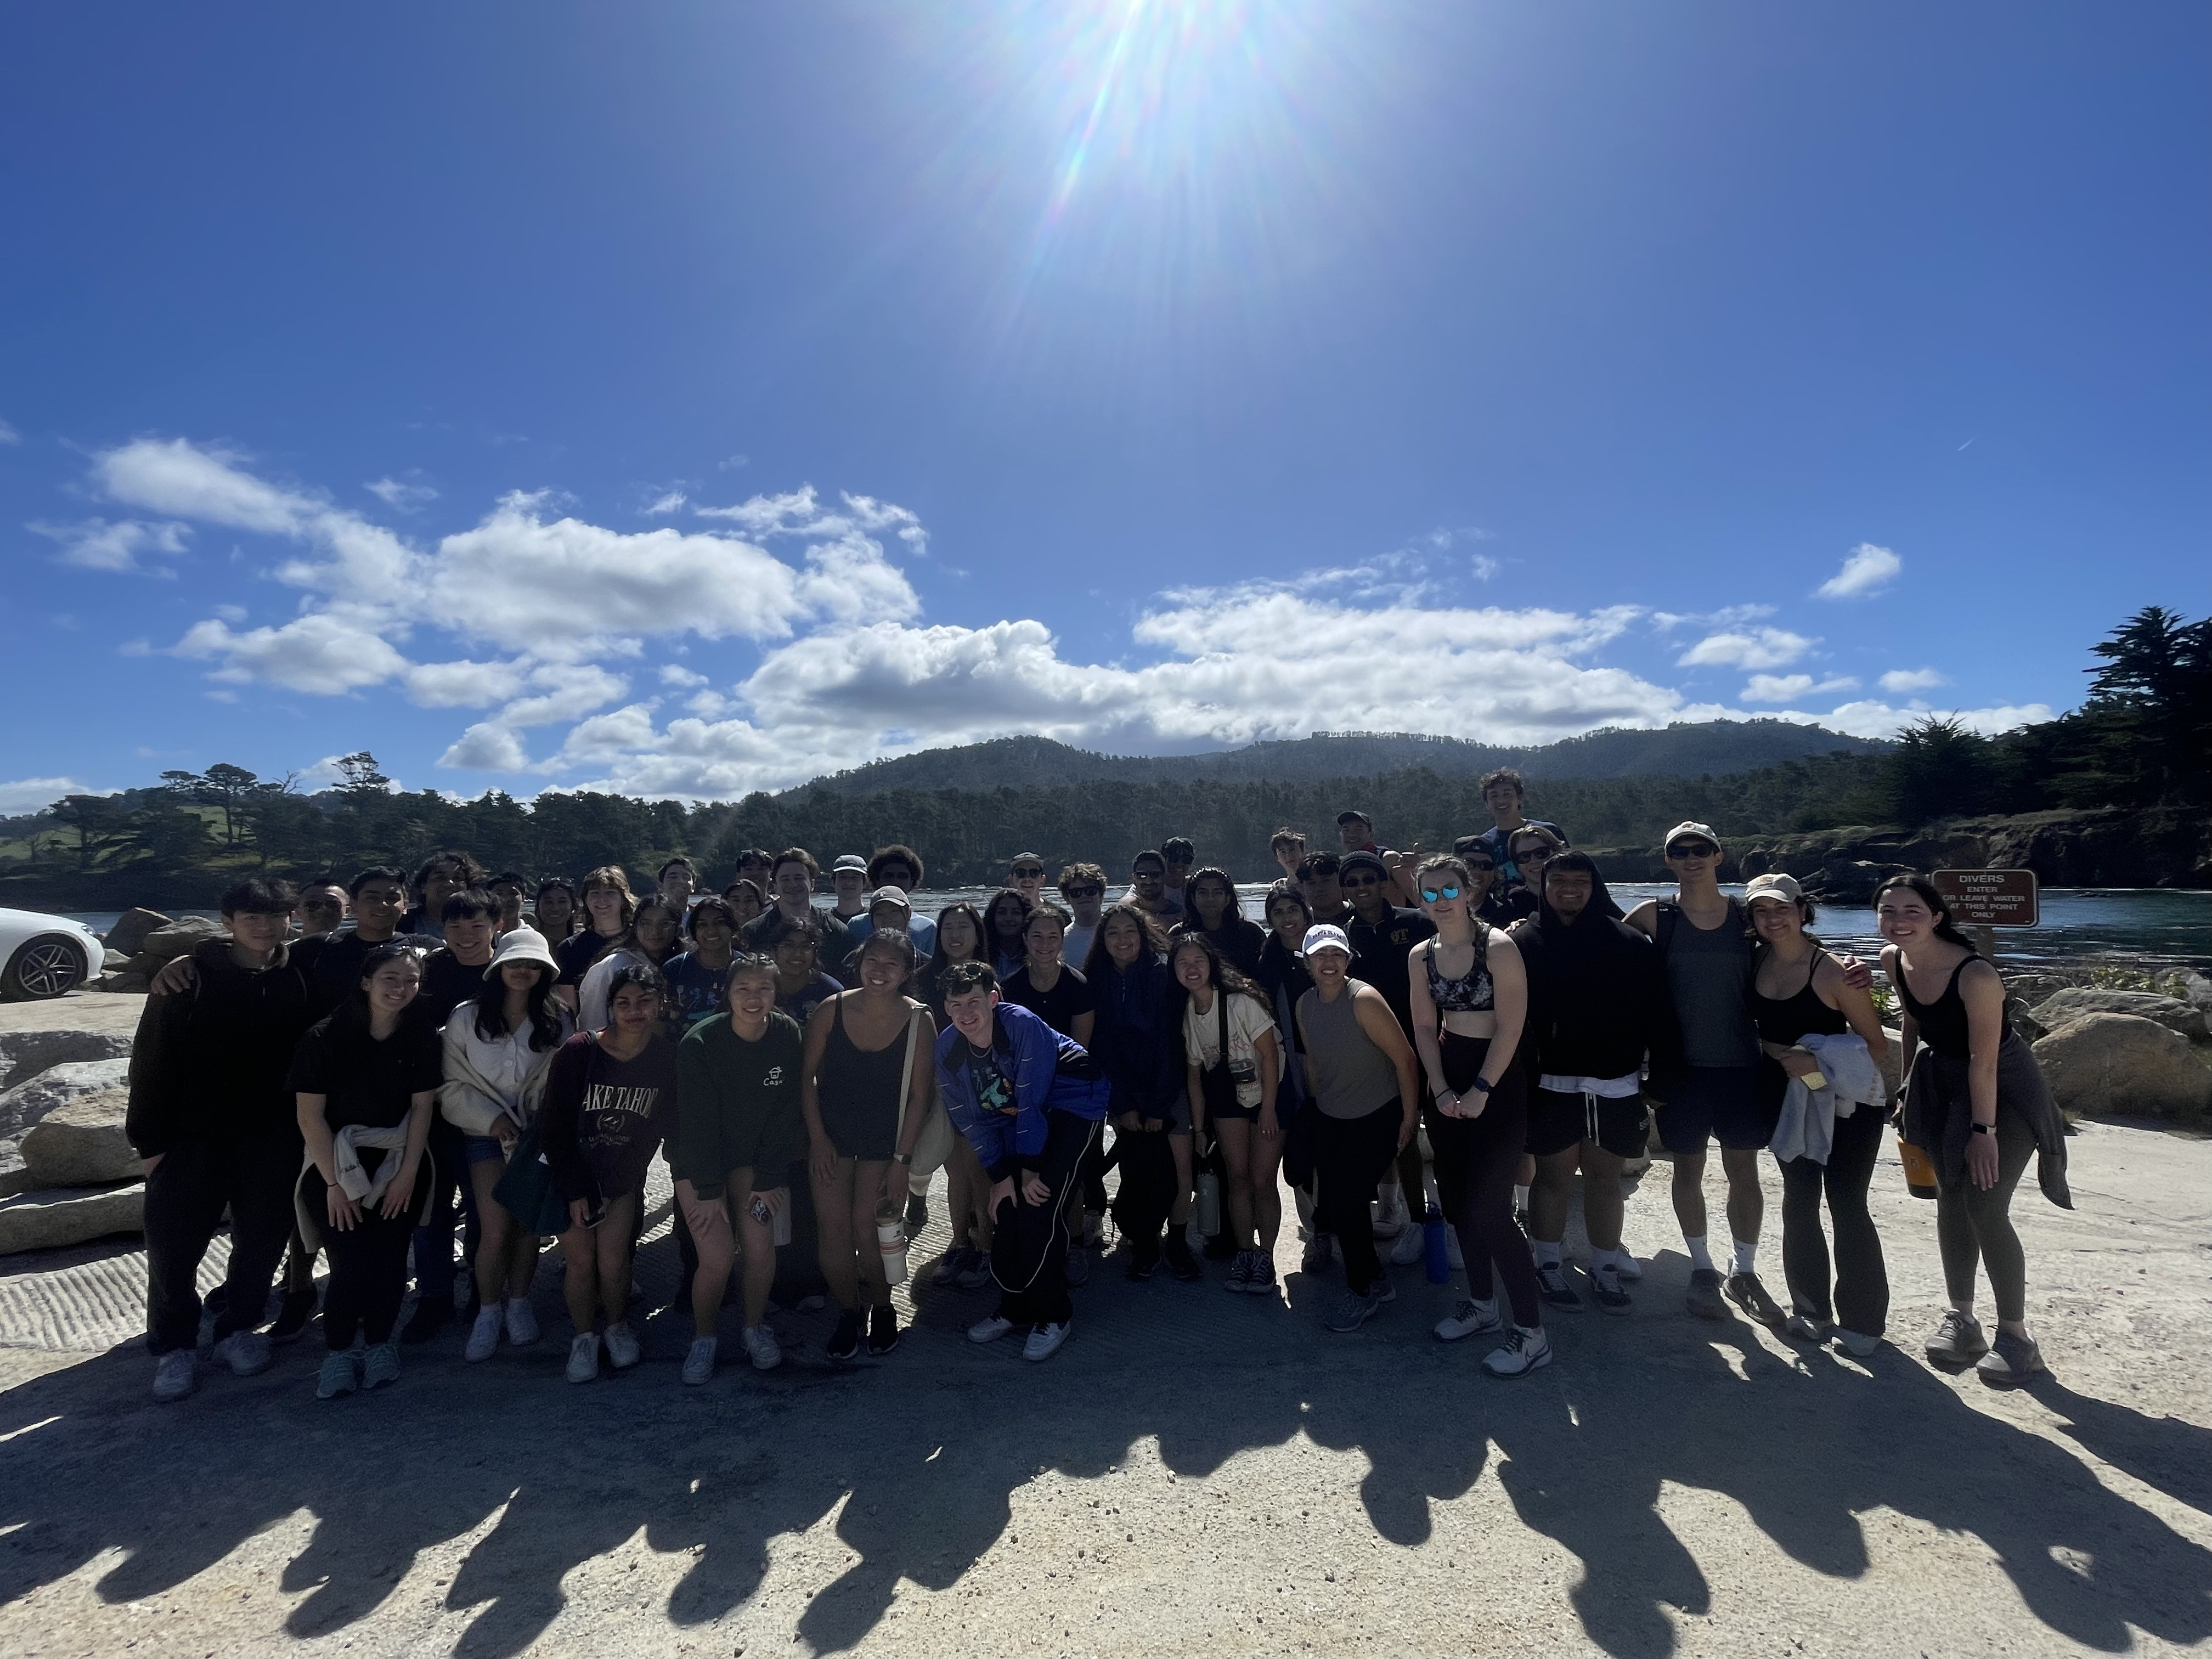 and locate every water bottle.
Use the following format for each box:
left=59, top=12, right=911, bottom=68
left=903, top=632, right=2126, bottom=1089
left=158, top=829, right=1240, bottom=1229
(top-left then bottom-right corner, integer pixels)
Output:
left=1422, top=1206, right=1451, bottom=1284
left=1897, top=1136, right=1939, bottom=1201
left=1195, top=1171, right=1222, bottom=1238
left=876, top=1209, right=910, bottom=1284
